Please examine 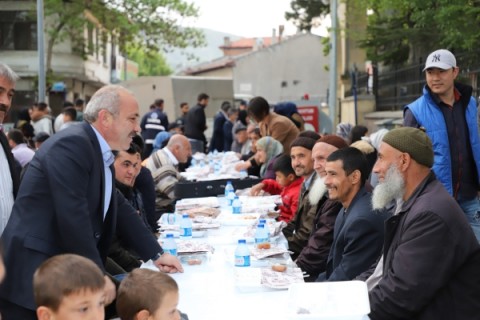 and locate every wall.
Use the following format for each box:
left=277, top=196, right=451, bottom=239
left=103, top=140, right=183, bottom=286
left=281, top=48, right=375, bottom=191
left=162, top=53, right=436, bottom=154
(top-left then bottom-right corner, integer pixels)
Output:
left=340, top=95, right=375, bottom=126
left=232, top=33, right=329, bottom=104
